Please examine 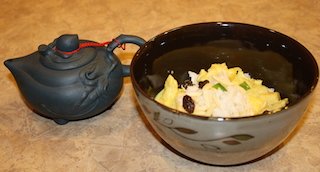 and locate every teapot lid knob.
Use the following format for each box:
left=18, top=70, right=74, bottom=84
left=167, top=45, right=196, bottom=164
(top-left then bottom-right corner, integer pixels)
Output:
left=56, top=34, right=79, bottom=52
